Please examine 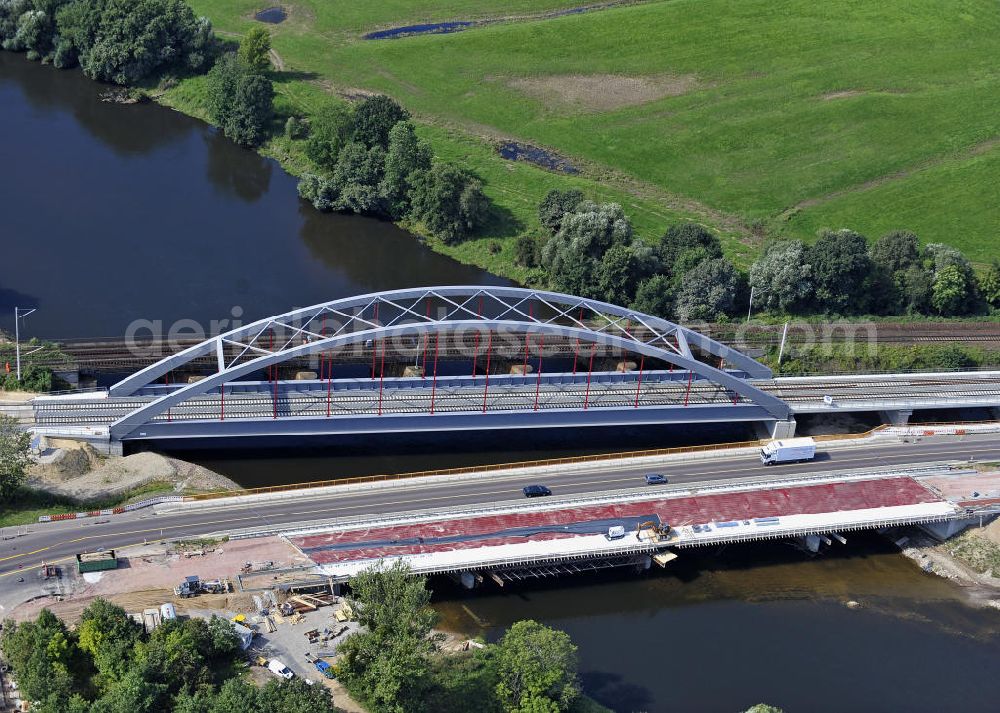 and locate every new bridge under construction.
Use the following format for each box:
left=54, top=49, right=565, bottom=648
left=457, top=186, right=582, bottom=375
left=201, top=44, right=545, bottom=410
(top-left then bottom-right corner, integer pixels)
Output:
left=17, top=287, right=1000, bottom=454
